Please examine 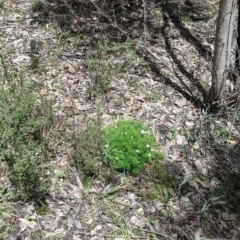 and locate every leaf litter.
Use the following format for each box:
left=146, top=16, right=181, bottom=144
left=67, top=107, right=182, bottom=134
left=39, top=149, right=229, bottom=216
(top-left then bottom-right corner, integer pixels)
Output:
left=0, top=0, right=240, bottom=239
